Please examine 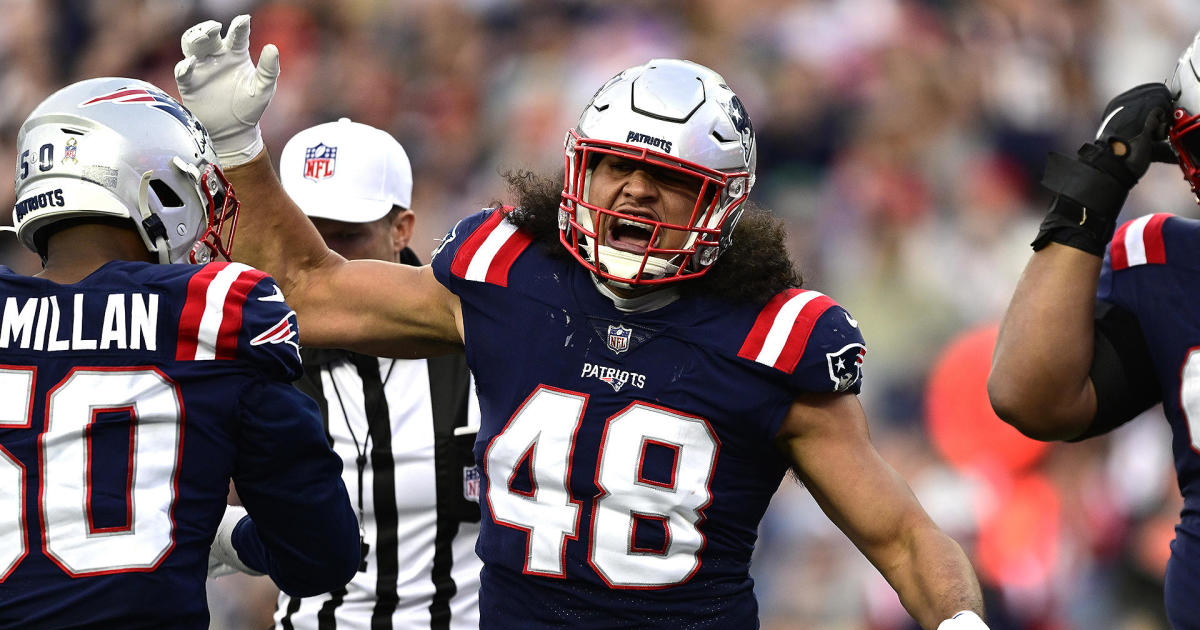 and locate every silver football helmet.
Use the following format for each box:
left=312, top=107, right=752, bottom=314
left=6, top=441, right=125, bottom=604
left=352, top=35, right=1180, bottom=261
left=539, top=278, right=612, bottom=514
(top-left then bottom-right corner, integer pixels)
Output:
left=1168, top=30, right=1200, bottom=200
left=12, top=77, right=238, bottom=263
left=559, top=59, right=756, bottom=286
